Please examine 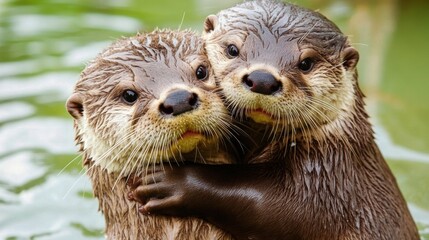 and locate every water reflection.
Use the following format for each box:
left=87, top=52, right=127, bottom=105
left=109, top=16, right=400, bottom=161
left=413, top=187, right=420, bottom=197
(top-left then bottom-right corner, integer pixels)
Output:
left=0, top=0, right=428, bottom=239
left=0, top=102, right=35, bottom=122
left=0, top=174, right=103, bottom=239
